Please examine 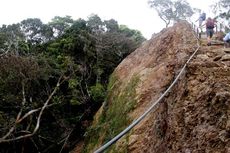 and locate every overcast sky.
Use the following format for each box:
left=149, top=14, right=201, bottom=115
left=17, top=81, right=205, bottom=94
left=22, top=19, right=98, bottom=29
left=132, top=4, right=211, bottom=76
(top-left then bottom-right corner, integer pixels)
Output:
left=0, top=0, right=217, bottom=39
